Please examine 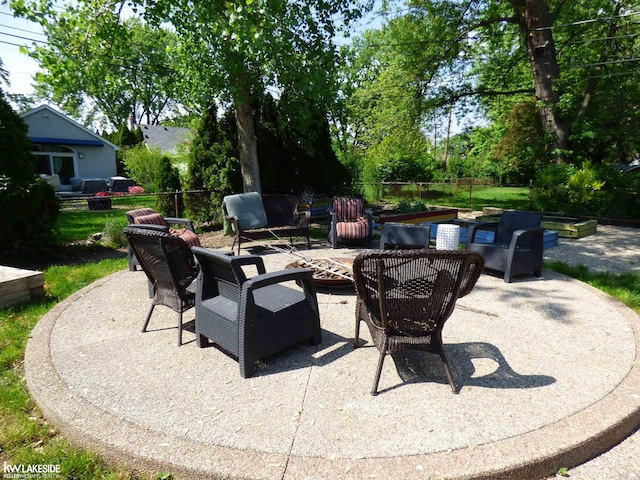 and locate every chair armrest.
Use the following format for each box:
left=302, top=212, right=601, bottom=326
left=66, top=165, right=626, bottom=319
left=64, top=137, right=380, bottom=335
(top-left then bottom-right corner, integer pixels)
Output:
left=225, top=215, right=242, bottom=234
left=468, top=221, right=498, bottom=243
left=164, top=217, right=195, bottom=232
left=509, top=227, right=545, bottom=247
left=126, top=224, right=170, bottom=233
left=364, top=208, right=373, bottom=225
left=293, top=210, right=311, bottom=226
left=230, top=254, right=267, bottom=275
left=243, top=268, right=314, bottom=292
